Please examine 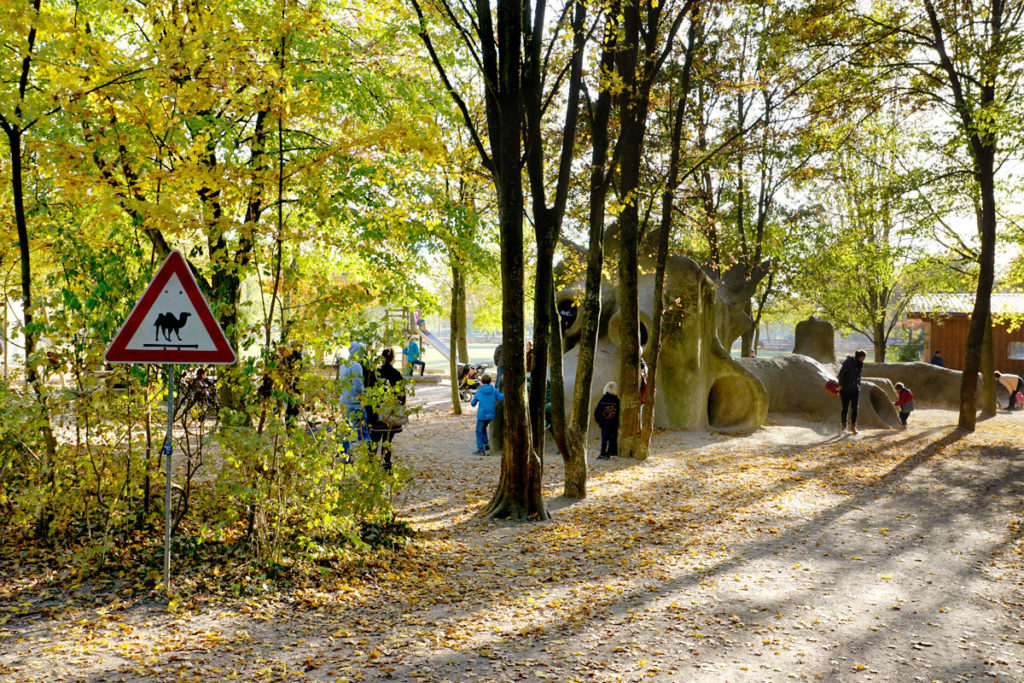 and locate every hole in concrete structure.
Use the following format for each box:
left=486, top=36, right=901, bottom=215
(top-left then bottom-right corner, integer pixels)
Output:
left=607, top=311, right=653, bottom=351
left=556, top=295, right=582, bottom=352
left=707, top=374, right=753, bottom=430
left=866, top=385, right=897, bottom=427
left=557, top=298, right=578, bottom=333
